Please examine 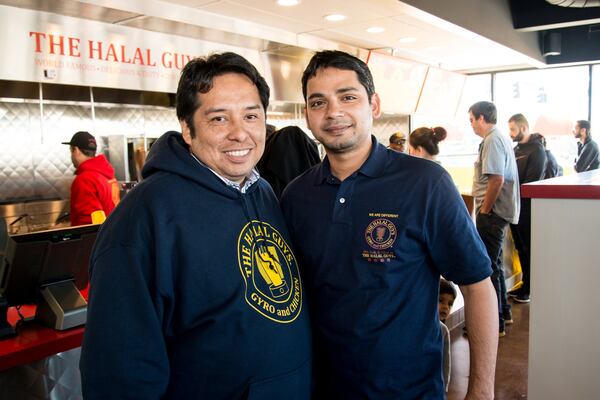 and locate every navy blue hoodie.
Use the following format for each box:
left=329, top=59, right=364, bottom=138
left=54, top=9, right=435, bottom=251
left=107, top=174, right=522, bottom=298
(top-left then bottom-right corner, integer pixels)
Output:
left=80, top=131, right=311, bottom=399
